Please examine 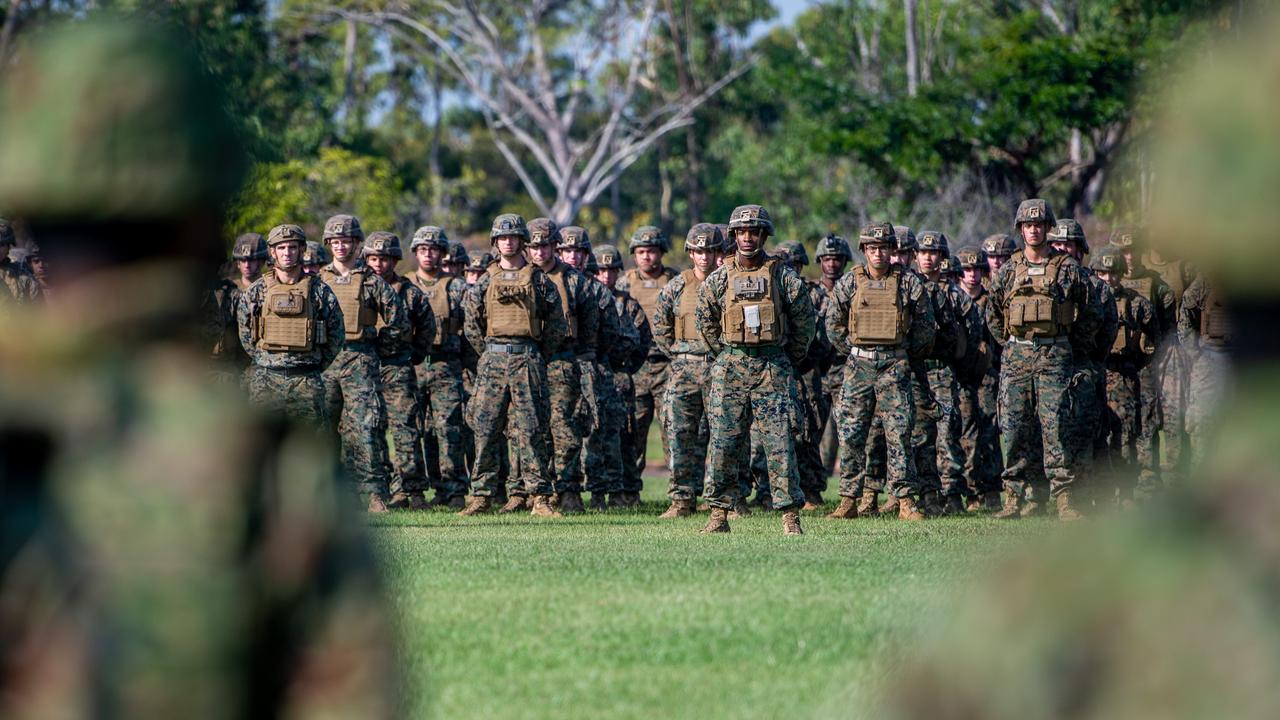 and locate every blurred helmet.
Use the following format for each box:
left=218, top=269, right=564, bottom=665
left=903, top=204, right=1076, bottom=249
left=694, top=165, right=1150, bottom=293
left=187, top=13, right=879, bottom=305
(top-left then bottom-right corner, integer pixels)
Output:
left=716, top=223, right=734, bottom=253
left=489, top=213, right=529, bottom=242
left=981, top=233, right=1017, bottom=257
left=302, top=240, right=330, bottom=266
left=1109, top=226, right=1142, bottom=250
left=467, top=251, right=494, bottom=272
left=1049, top=218, right=1089, bottom=253
left=410, top=225, right=450, bottom=251
left=628, top=225, right=668, bottom=253
left=593, top=244, right=625, bottom=270
left=558, top=226, right=591, bottom=250
left=1013, top=199, right=1055, bottom=229
left=893, top=225, right=917, bottom=252
left=727, top=205, right=774, bottom=236
left=1091, top=246, right=1128, bottom=275
left=956, top=248, right=987, bottom=269
left=0, top=218, right=14, bottom=246
left=363, top=231, right=402, bottom=259
left=323, top=214, right=363, bottom=242
left=917, top=230, right=951, bottom=256
left=267, top=224, right=306, bottom=247
left=942, top=257, right=964, bottom=276
left=684, top=223, right=723, bottom=252
left=815, top=234, right=852, bottom=260
left=526, top=218, right=560, bottom=247
left=584, top=252, right=599, bottom=274
left=231, top=232, right=268, bottom=261
left=447, top=241, right=470, bottom=266
left=775, top=240, right=809, bottom=266
left=859, top=222, right=898, bottom=249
